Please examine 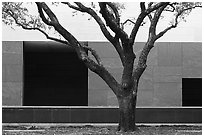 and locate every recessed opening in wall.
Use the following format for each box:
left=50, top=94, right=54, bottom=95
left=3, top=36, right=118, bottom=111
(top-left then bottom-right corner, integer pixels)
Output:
left=182, top=78, right=202, bottom=106
left=23, top=41, right=88, bottom=106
